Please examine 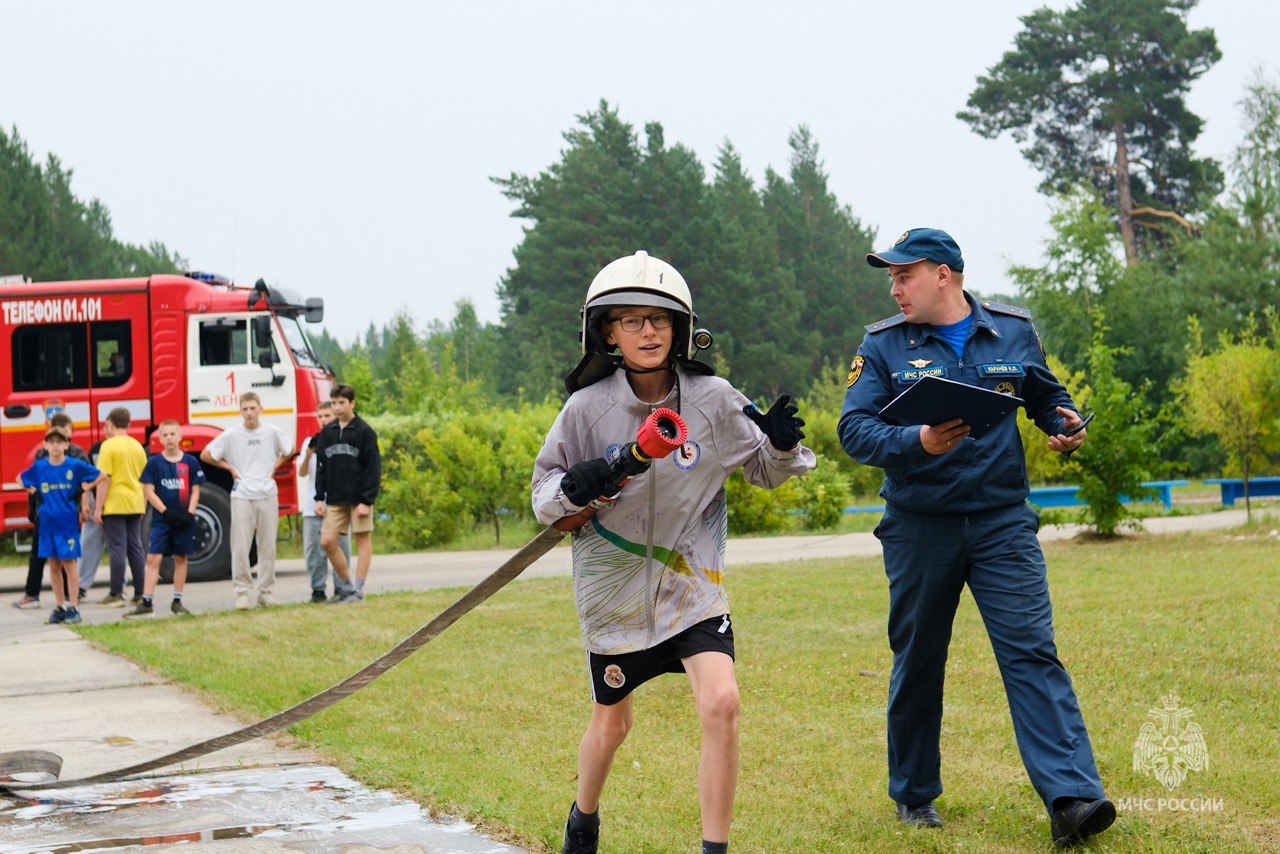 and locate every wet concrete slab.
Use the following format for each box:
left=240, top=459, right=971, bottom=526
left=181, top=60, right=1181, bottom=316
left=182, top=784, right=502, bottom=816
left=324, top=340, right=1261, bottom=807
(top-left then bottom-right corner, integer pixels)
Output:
left=0, top=764, right=522, bottom=853
left=0, top=606, right=526, bottom=851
